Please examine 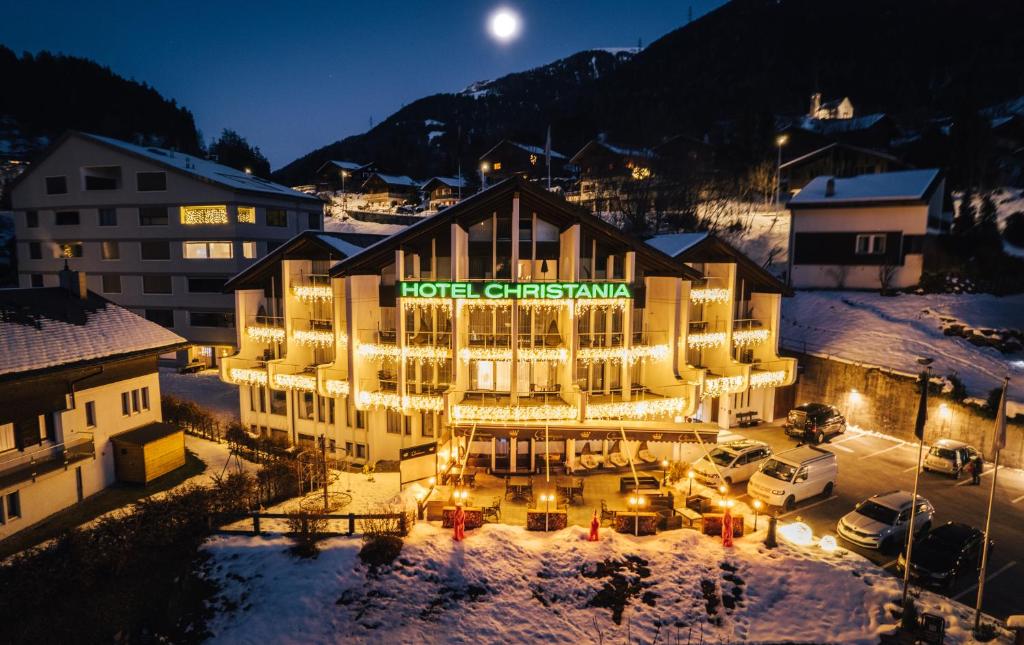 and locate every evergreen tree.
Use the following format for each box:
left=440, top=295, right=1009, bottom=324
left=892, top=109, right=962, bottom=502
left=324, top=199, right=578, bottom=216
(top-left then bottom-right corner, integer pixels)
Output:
left=208, top=129, right=271, bottom=177
left=953, top=189, right=975, bottom=235
left=975, top=192, right=1002, bottom=248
